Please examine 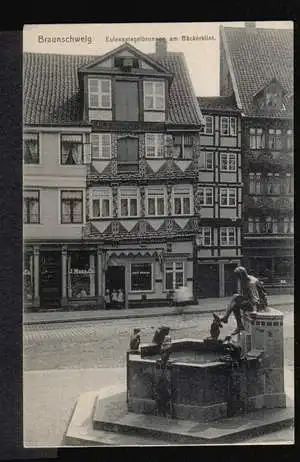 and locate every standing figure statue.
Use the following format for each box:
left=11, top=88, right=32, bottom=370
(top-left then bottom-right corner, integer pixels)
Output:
left=216, top=266, right=268, bottom=335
